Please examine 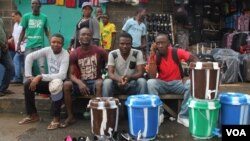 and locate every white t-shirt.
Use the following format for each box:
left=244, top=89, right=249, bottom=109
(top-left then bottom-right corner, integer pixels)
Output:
left=12, top=22, right=26, bottom=52
left=108, top=49, right=144, bottom=77
left=25, top=47, right=69, bottom=81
